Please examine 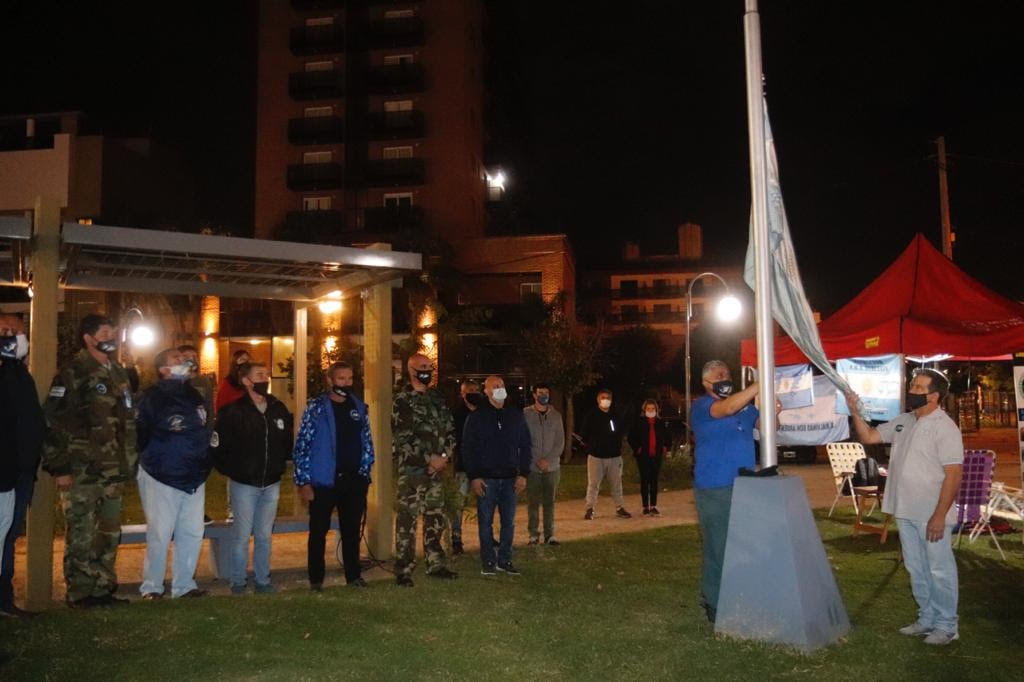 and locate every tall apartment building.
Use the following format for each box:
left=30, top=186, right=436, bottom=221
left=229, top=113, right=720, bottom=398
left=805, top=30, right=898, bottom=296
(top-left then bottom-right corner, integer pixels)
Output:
left=254, top=0, right=487, bottom=245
